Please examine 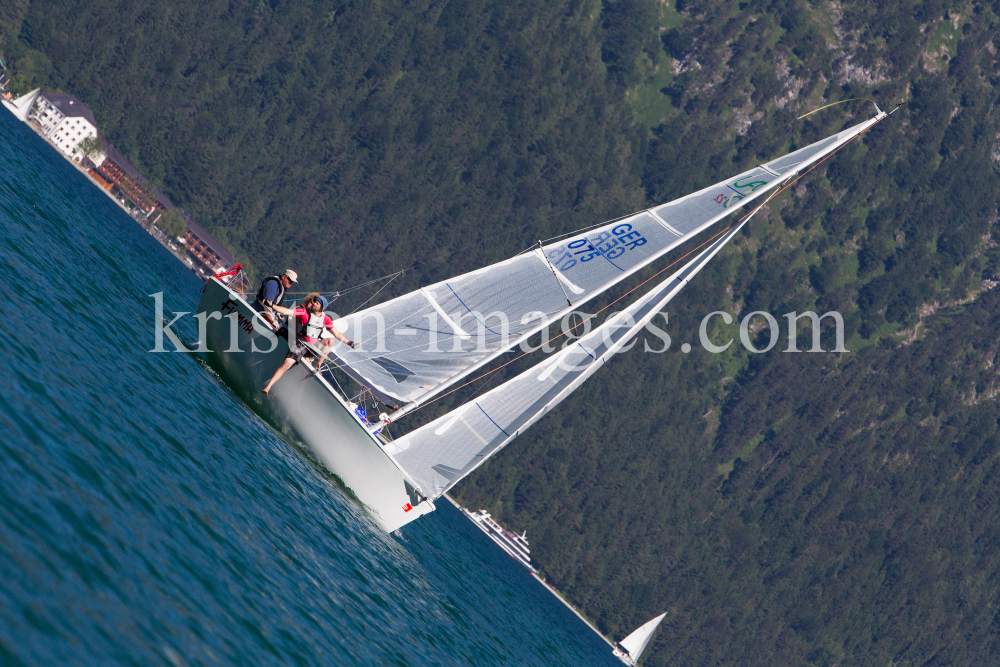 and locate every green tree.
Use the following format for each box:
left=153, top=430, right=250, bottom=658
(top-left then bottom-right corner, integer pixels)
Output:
left=77, top=135, right=100, bottom=159
left=6, top=72, right=26, bottom=95
left=155, top=208, right=186, bottom=239
left=5, top=1, right=1000, bottom=664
